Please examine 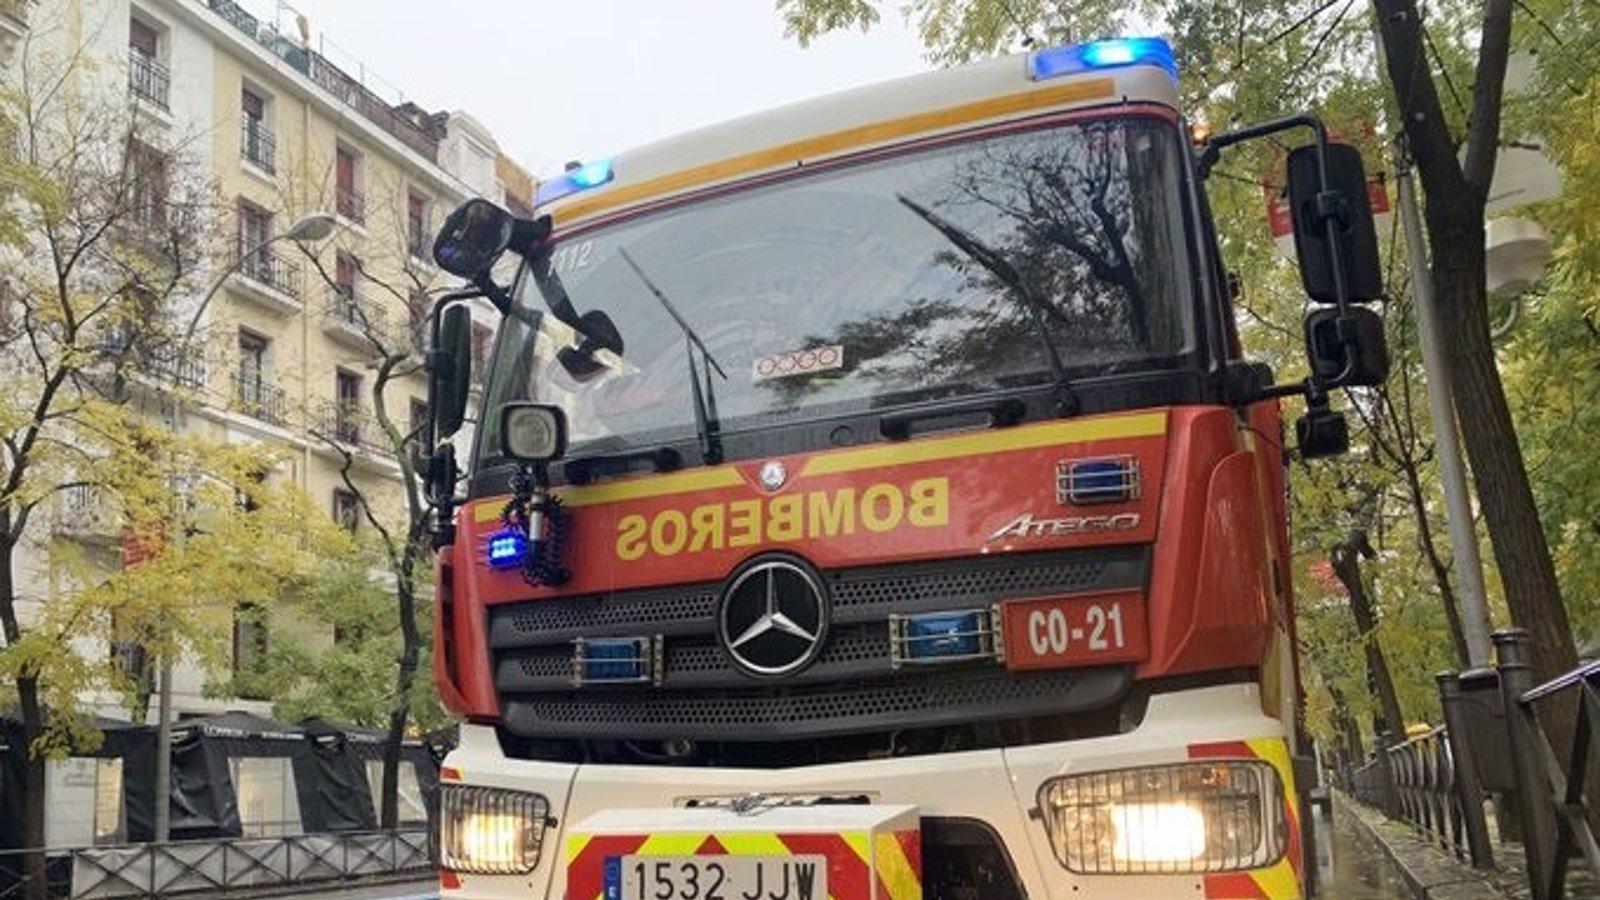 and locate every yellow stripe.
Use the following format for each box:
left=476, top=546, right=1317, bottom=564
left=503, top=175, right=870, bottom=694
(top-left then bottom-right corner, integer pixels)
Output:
left=841, top=832, right=872, bottom=864
left=635, top=833, right=713, bottom=855
left=1249, top=859, right=1303, bottom=900
left=565, top=833, right=591, bottom=863
left=552, top=78, right=1117, bottom=227
left=873, top=833, right=921, bottom=899
left=798, top=411, right=1167, bottom=478
left=471, top=466, right=745, bottom=521
left=715, top=832, right=791, bottom=855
